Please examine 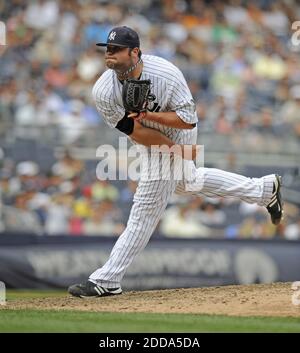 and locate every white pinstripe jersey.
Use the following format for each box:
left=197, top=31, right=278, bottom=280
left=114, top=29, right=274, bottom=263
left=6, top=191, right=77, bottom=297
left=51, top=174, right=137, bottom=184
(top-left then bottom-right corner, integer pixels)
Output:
left=92, top=55, right=198, bottom=145
left=88, top=56, right=276, bottom=289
